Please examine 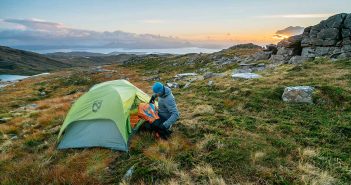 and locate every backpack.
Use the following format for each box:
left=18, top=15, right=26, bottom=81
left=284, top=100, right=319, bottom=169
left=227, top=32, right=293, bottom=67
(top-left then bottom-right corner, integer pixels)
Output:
left=138, top=103, right=159, bottom=123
